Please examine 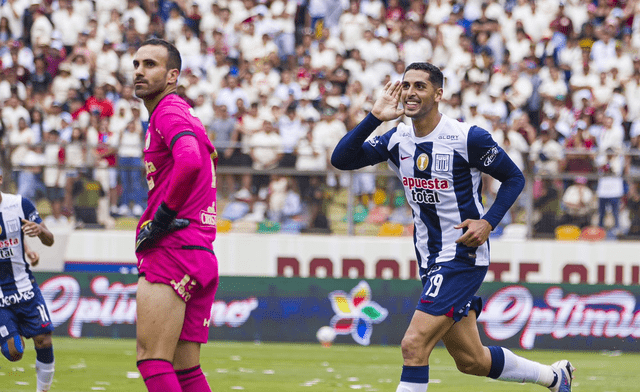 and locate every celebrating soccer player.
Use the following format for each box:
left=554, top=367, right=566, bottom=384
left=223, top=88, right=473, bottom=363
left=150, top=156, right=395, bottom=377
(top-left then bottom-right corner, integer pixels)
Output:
left=133, top=39, right=218, bottom=392
left=331, top=63, right=574, bottom=392
left=0, top=169, right=56, bottom=392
